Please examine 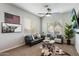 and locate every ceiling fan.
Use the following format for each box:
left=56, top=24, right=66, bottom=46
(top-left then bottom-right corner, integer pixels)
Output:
left=38, top=5, right=53, bottom=17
